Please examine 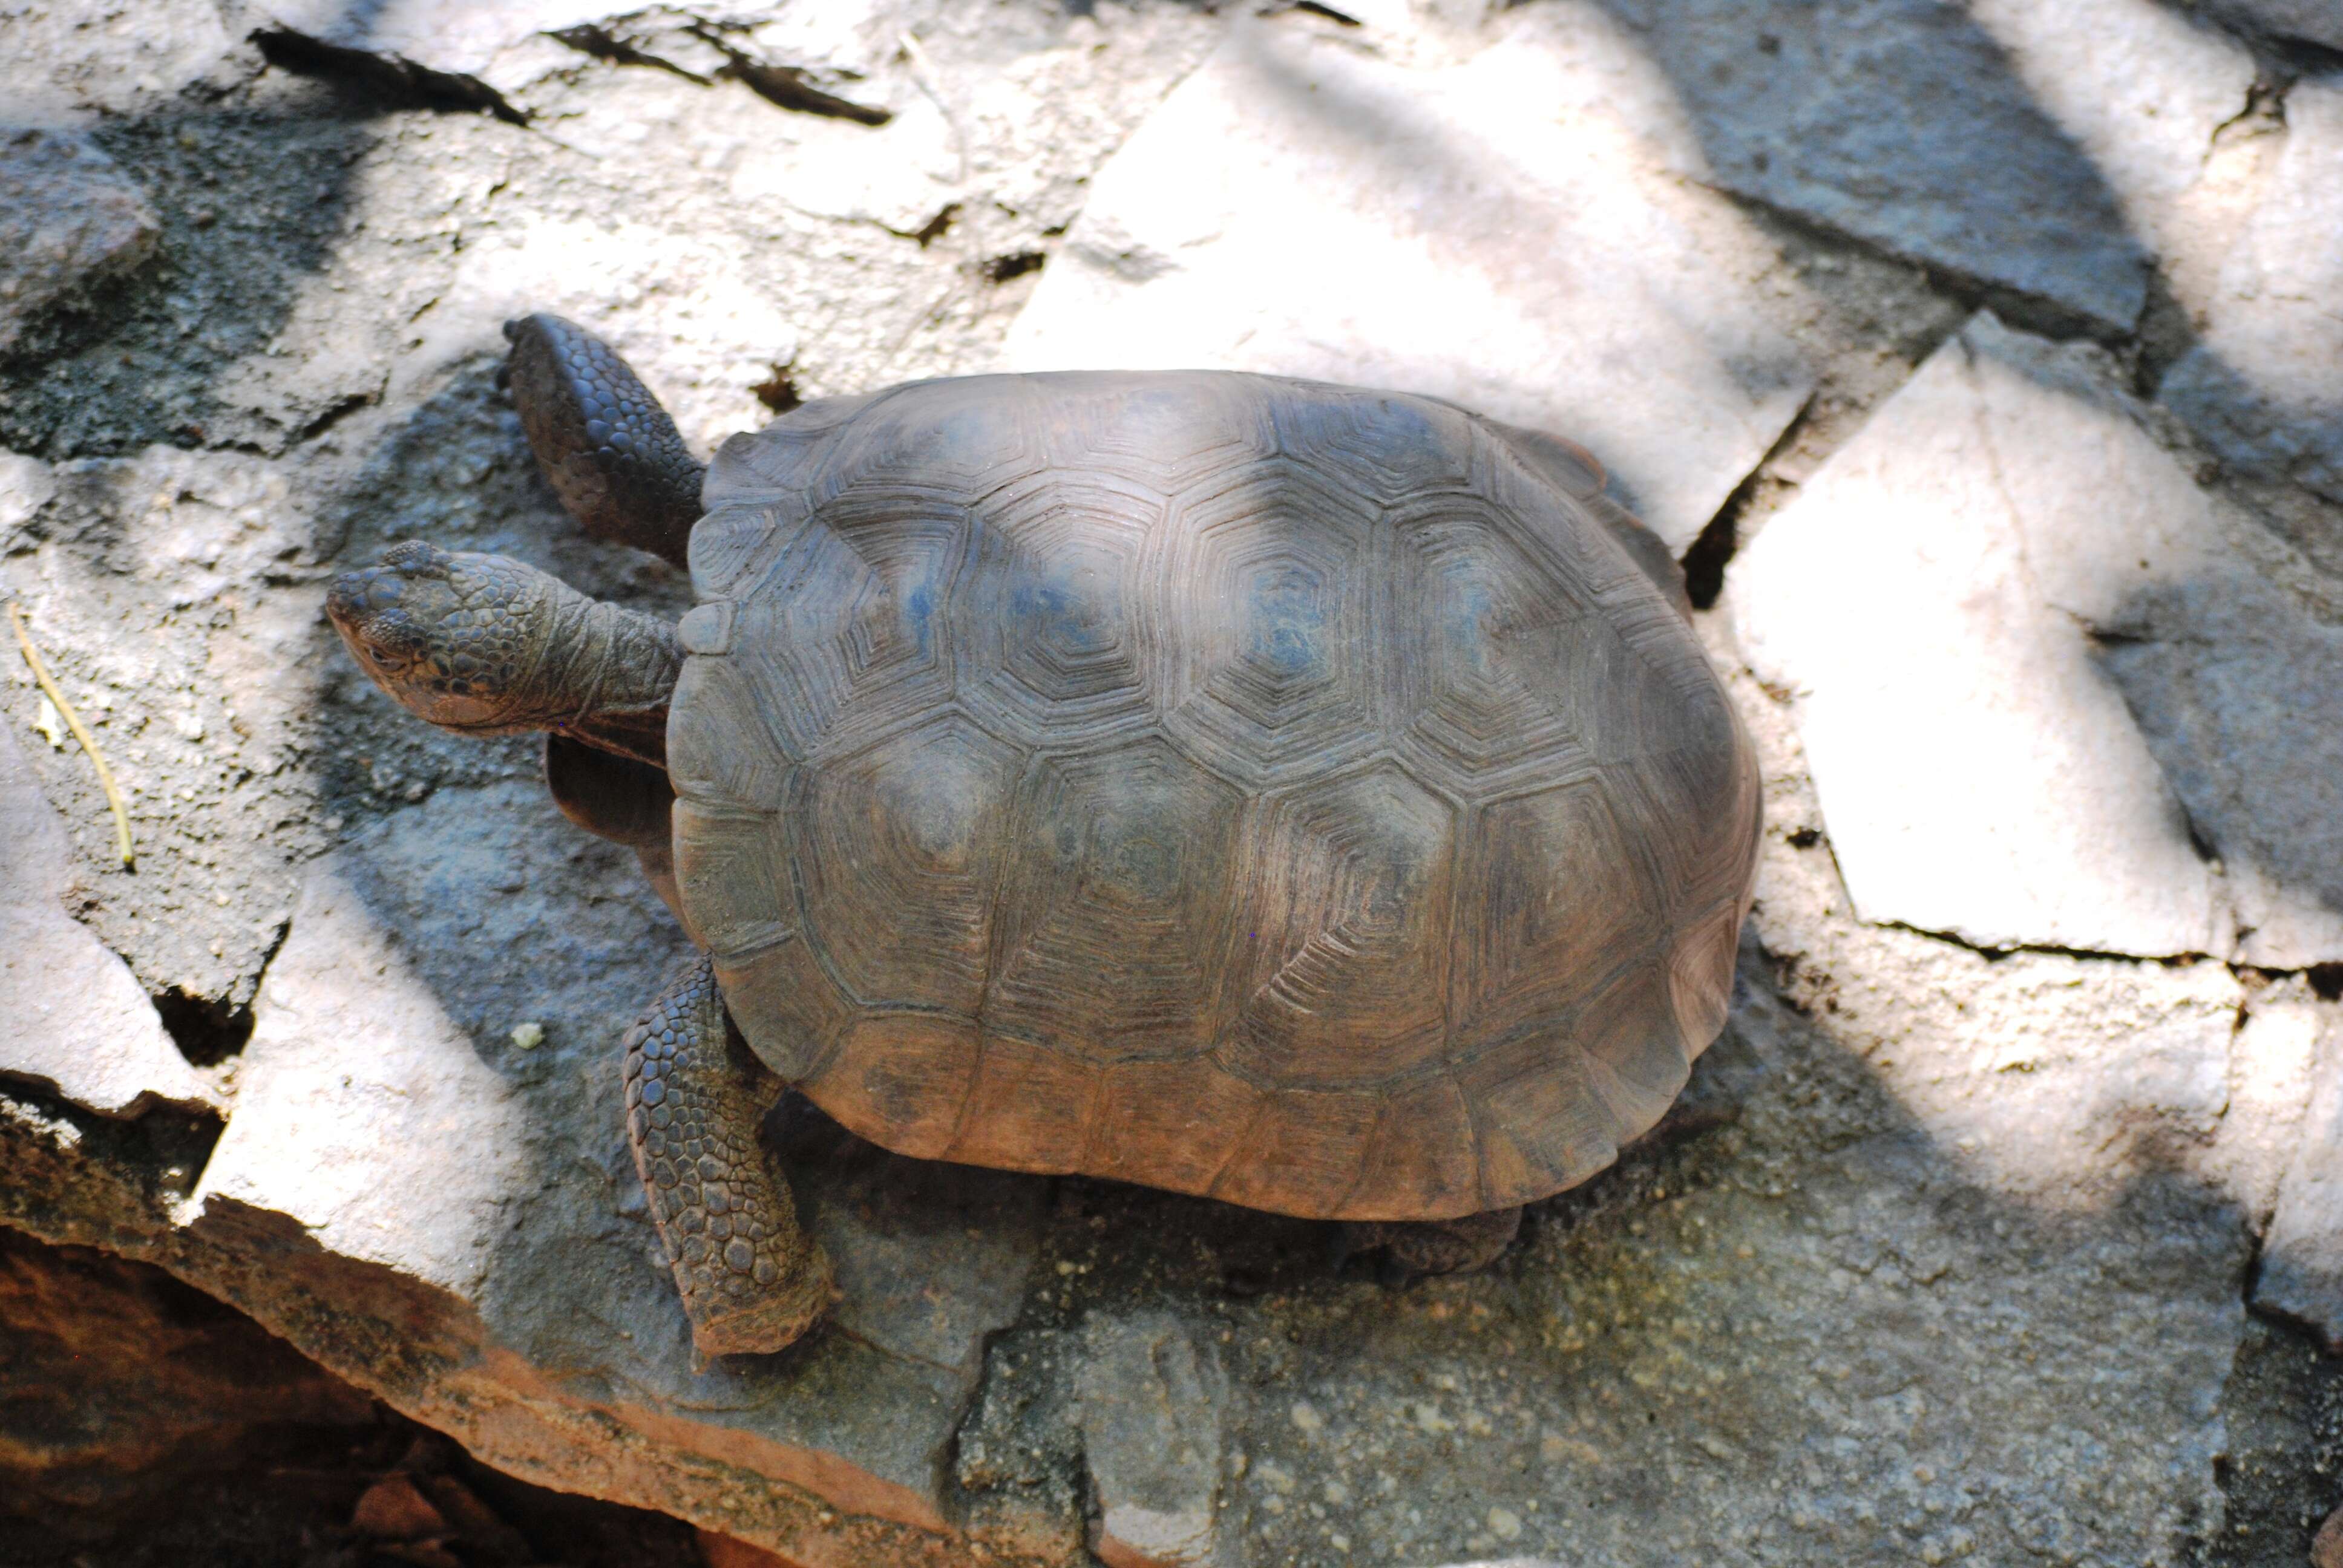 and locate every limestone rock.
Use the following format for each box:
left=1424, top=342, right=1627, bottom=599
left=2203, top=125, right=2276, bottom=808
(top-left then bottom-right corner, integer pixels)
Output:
left=2160, top=79, right=2343, bottom=508
left=1733, top=315, right=2232, bottom=957
left=1737, top=308, right=2343, bottom=964
left=0, top=129, right=159, bottom=355
left=246, top=0, right=620, bottom=116
left=4, top=447, right=345, bottom=1016
left=2222, top=993, right=2328, bottom=1226
left=0, top=0, right=243, bottom=124
left=2093, top=556, right=2343, bottom=970
left=1958, top=0, right=2255, bottom=296
left=2256, top=1007, right=2343, bottom=1348
left=0, top=728, right=212, bottom=1118
left=1004, top=10, right=1812, bottom=551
